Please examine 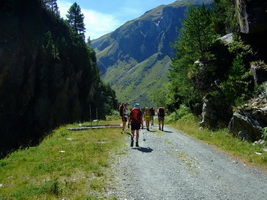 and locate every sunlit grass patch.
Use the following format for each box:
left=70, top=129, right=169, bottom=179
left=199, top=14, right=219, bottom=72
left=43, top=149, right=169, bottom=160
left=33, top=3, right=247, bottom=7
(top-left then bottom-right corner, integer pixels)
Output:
left=170, top=113, right=267, bottom=168
left=0, top=123, right=126, bottom=199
